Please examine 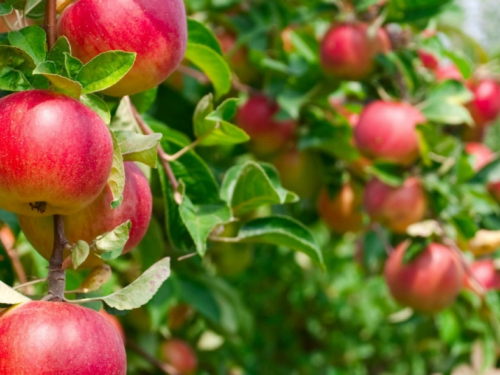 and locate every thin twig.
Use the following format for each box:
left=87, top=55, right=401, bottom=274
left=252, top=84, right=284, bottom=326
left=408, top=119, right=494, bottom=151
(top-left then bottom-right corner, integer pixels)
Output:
left=126, top=340, right=182, bottom=375
left=161, top=123, right=219, bottom=162
left=177, top=252, right=197, bottom=261
left=14, top=278, right=47, bottom=291
left=44, top=0, right=57, bottom=49
left=208, top=235, right=240, bottom=243
left=43, top=215, right=68, bottom=302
